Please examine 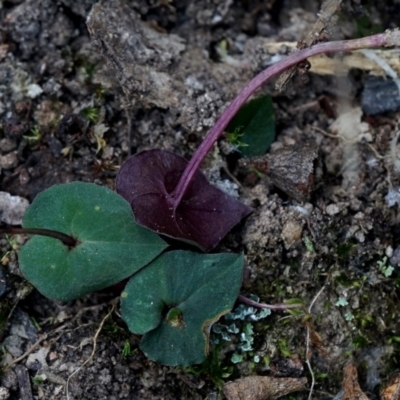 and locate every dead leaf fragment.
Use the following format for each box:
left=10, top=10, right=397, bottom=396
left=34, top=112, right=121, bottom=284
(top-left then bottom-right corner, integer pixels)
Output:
left=242, top=140, right=321, bottom=202
left=223, top=376, right=307, bottom=400
left=338, top=362, right=370, bottom=400
left=381, top=374, right=400, bottom=400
